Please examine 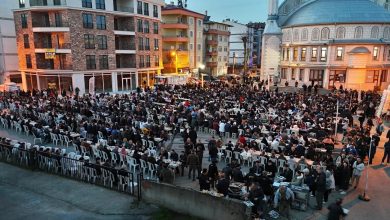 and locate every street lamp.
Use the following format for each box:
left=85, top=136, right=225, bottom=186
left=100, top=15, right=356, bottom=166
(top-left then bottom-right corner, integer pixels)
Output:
left=171, top=51, right=178, bottom=75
